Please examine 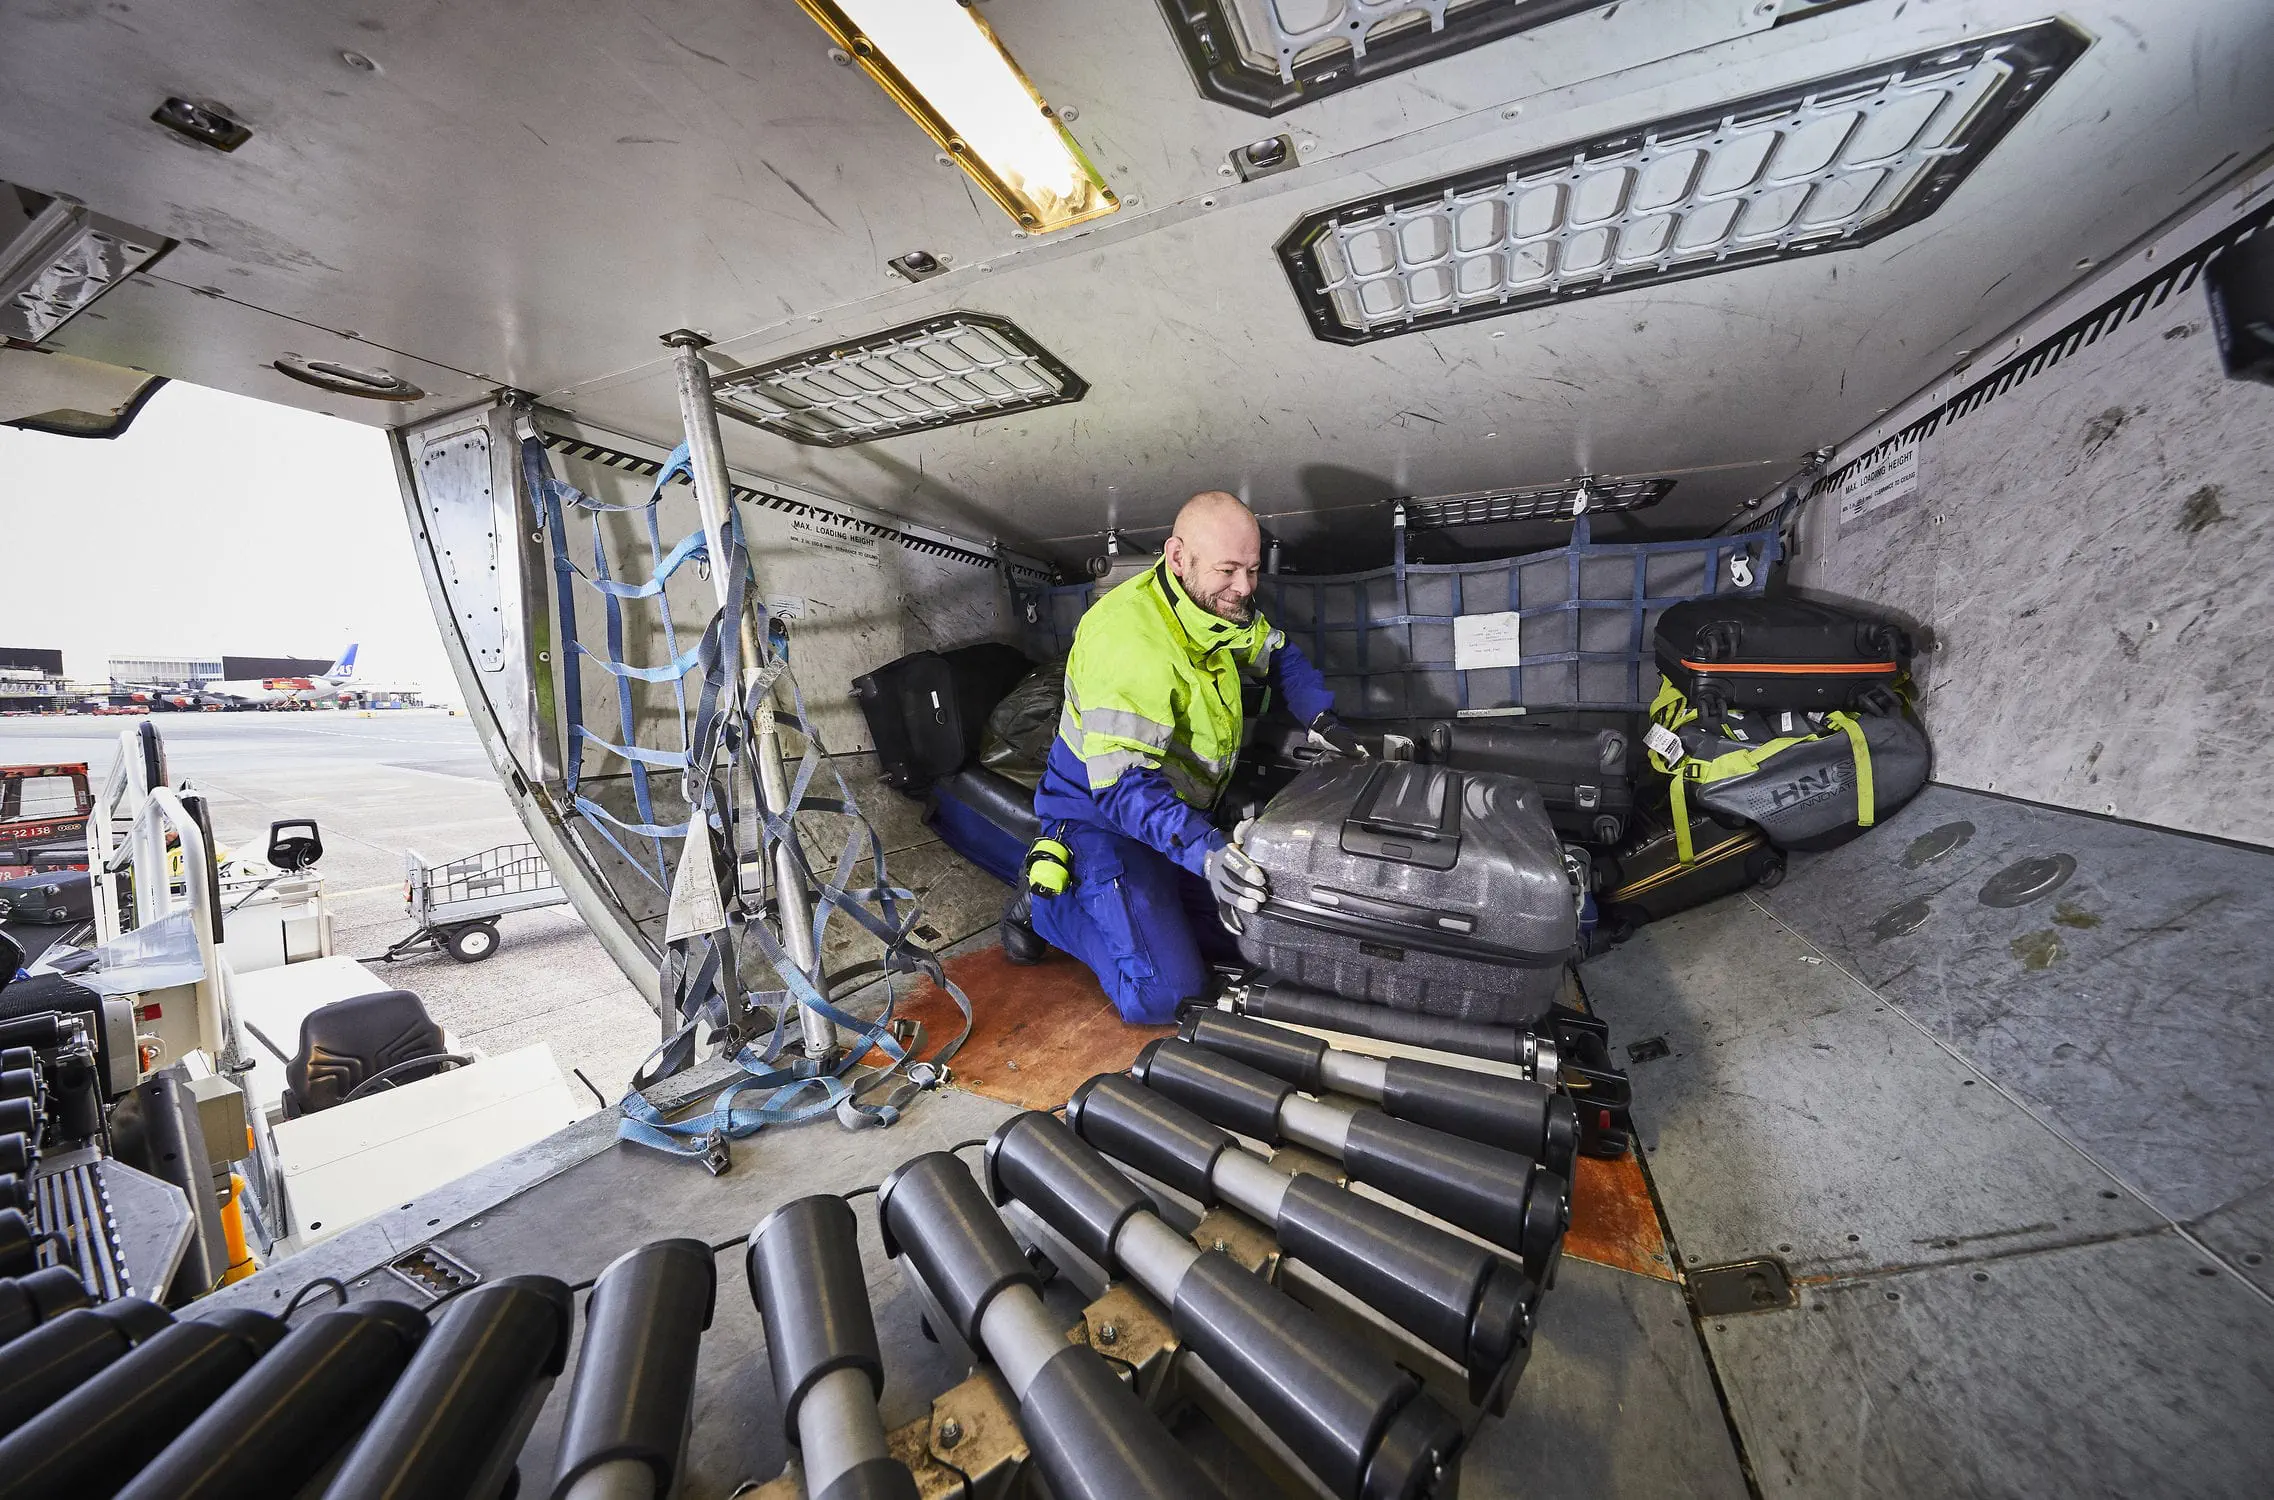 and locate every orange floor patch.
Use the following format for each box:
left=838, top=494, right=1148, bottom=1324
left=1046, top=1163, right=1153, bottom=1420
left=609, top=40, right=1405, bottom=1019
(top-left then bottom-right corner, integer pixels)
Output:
left=1562, top=1147, right=1676, bottom=1281
left=870, top=946, right=1172, bottom=1114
